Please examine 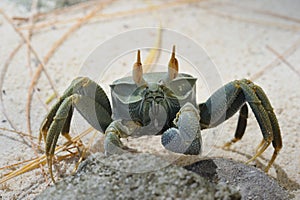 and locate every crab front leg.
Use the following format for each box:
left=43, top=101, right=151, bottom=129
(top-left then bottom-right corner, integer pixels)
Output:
left=40, top=77, right=112, bottom=182
left=104, top=120, right=142, bottom=156
left=161, top=103, right=202, bottom=155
